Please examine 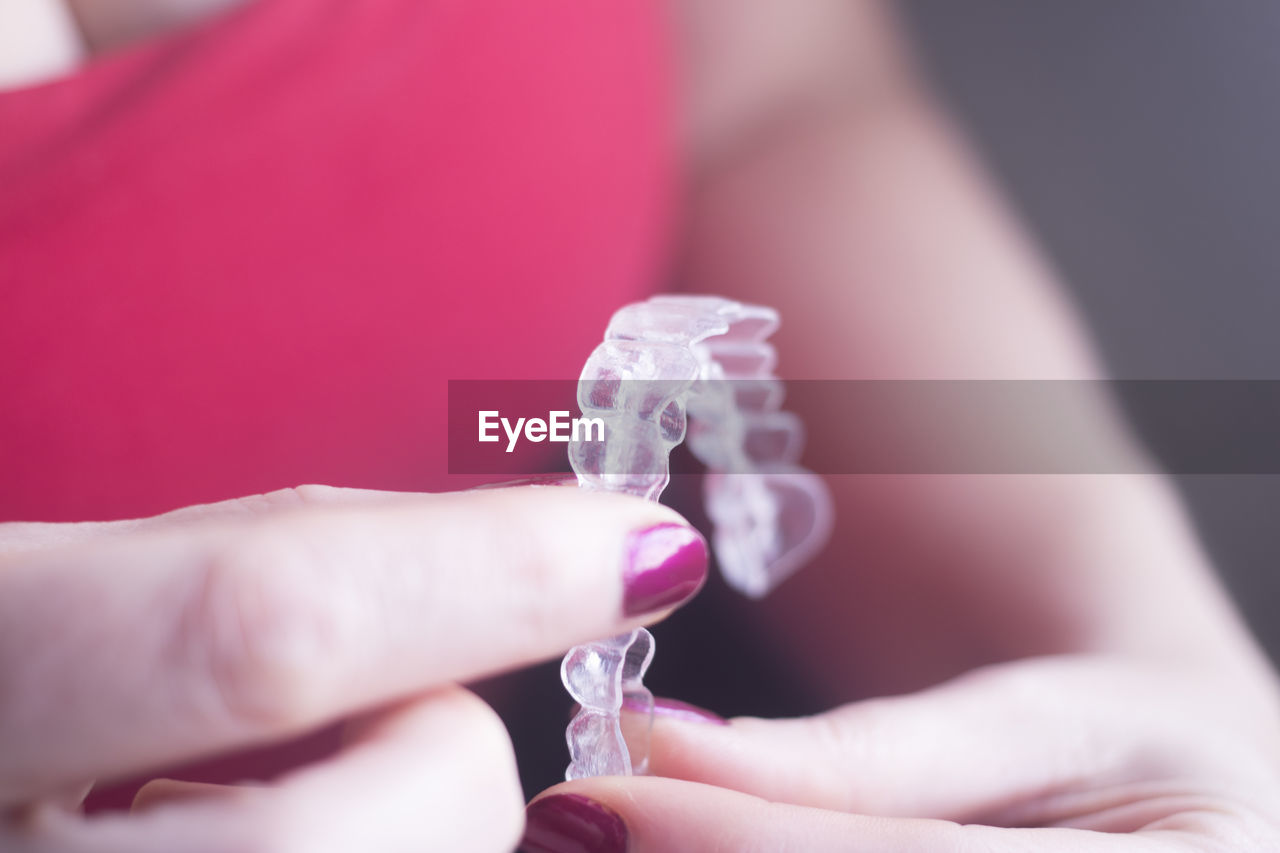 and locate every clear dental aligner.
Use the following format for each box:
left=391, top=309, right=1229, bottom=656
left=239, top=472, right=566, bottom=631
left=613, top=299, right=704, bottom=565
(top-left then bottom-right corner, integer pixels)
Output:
left=562, top=295, right=833, bottom=780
